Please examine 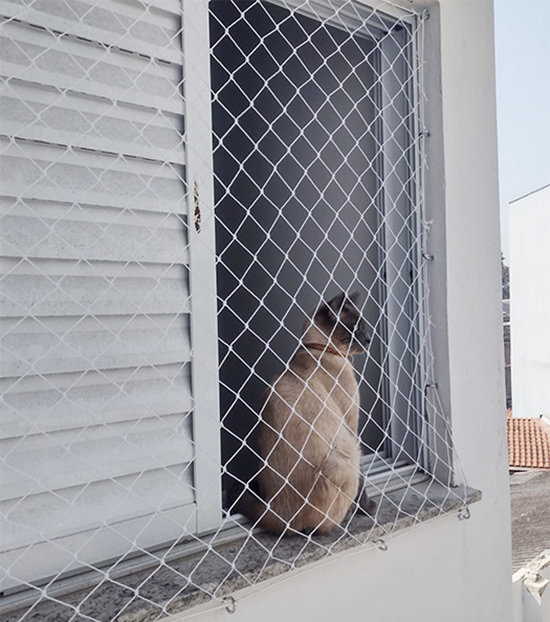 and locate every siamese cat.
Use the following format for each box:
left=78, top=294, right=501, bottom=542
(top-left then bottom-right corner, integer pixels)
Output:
left=236, top=292, right=374, bottom=535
